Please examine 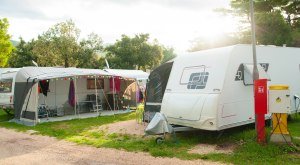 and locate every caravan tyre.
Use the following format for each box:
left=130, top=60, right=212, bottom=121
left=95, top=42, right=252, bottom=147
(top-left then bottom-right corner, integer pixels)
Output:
left=155, top=137, right=164, bottom=144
